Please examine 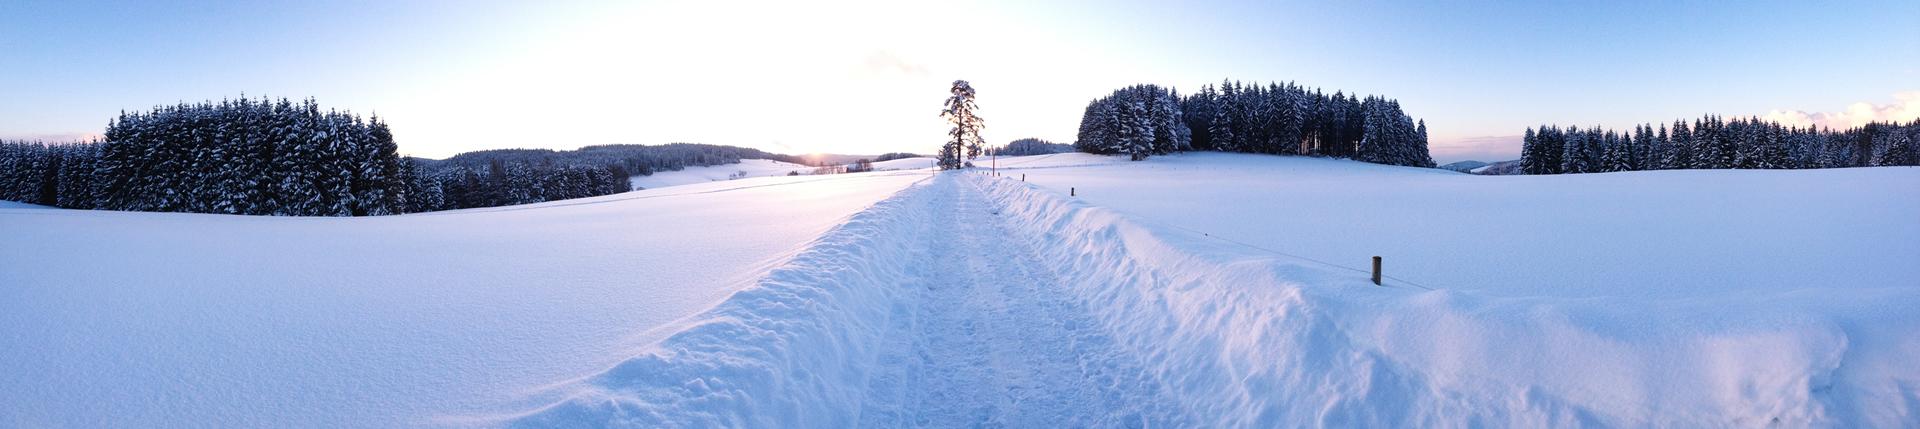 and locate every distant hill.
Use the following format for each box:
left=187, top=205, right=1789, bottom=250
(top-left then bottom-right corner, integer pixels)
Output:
left=788, top=153, right=877, bottom=167
left=1472, top=160, right=1523, bottom=175
left=990, top=138, right=1073, bottom=156
left=420, top=143, right=894, bottom=175
left=1440, top=160, right=1492, bottom=173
